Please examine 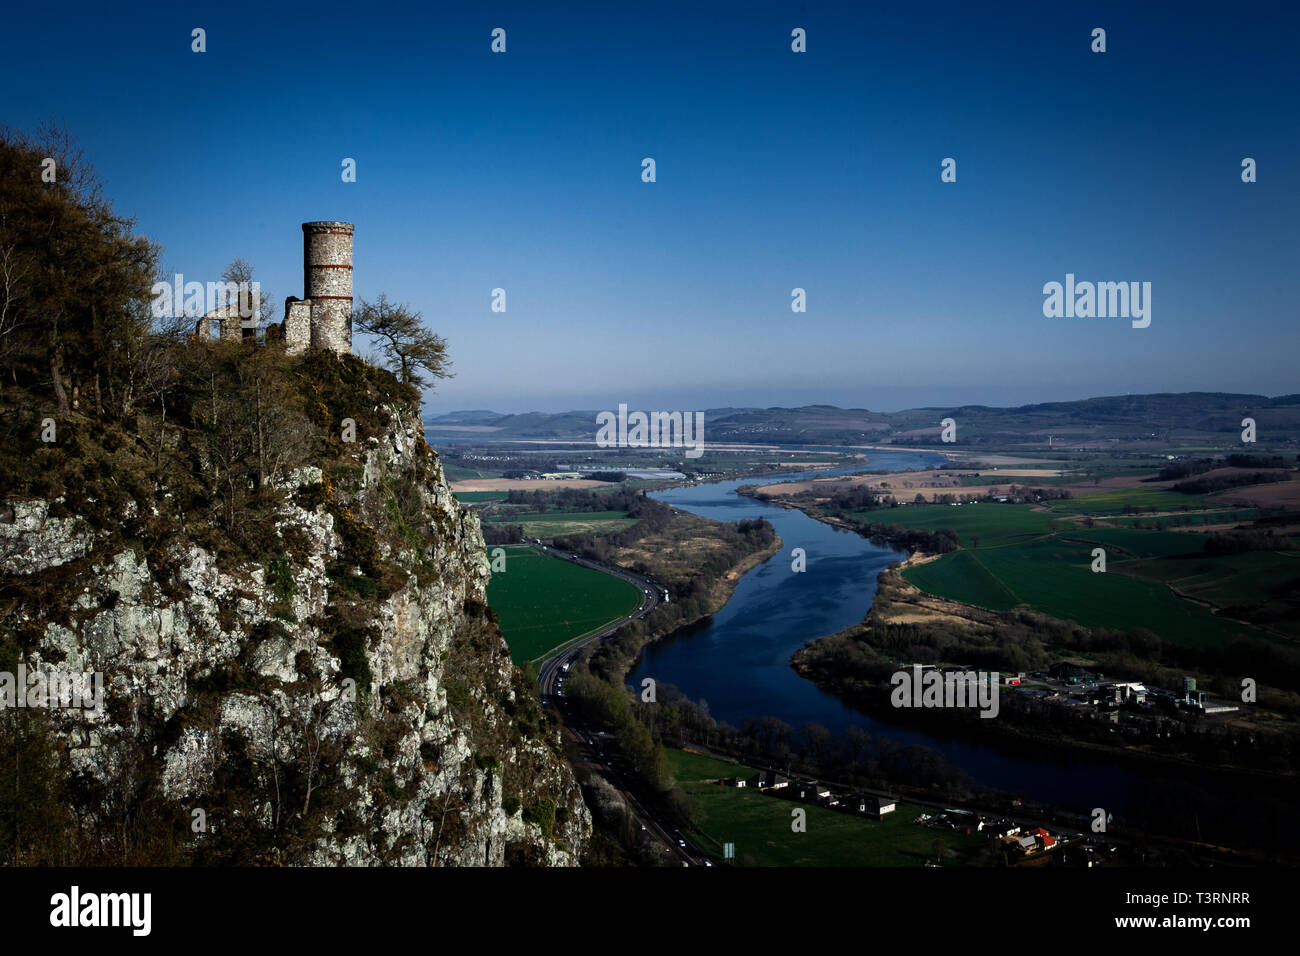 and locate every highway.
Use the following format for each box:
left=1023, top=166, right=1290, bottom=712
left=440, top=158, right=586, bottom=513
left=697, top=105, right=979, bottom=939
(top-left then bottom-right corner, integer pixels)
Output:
left=524, top=544, right=1224, bottom=867
left=533, top=543, right=662, bottom=701
left=527, top=543, right=707, bottom=864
